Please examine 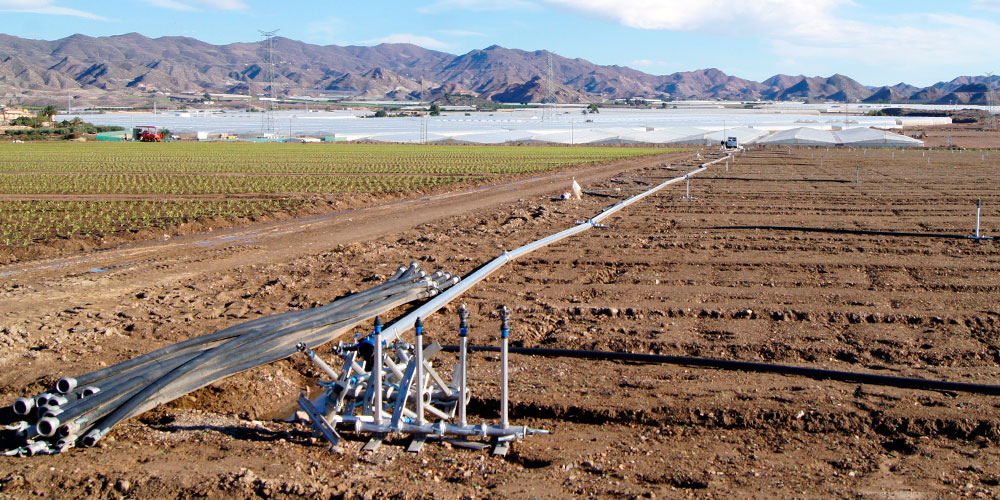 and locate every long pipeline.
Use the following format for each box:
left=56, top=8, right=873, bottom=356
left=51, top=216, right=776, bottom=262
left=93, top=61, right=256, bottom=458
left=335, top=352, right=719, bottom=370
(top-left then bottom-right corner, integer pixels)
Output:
left=380, top=152, right=733, bottom=344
